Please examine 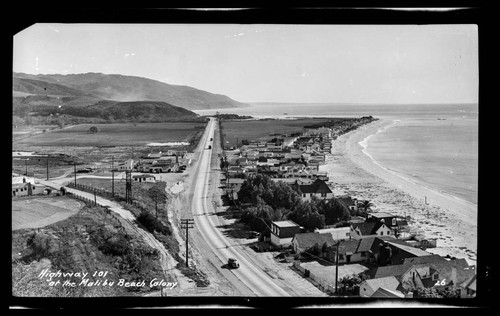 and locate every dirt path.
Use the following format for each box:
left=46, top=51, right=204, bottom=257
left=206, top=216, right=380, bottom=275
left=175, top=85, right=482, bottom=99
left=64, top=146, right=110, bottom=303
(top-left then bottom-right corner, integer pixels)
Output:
left=38, top=178, right=196, bottom=293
